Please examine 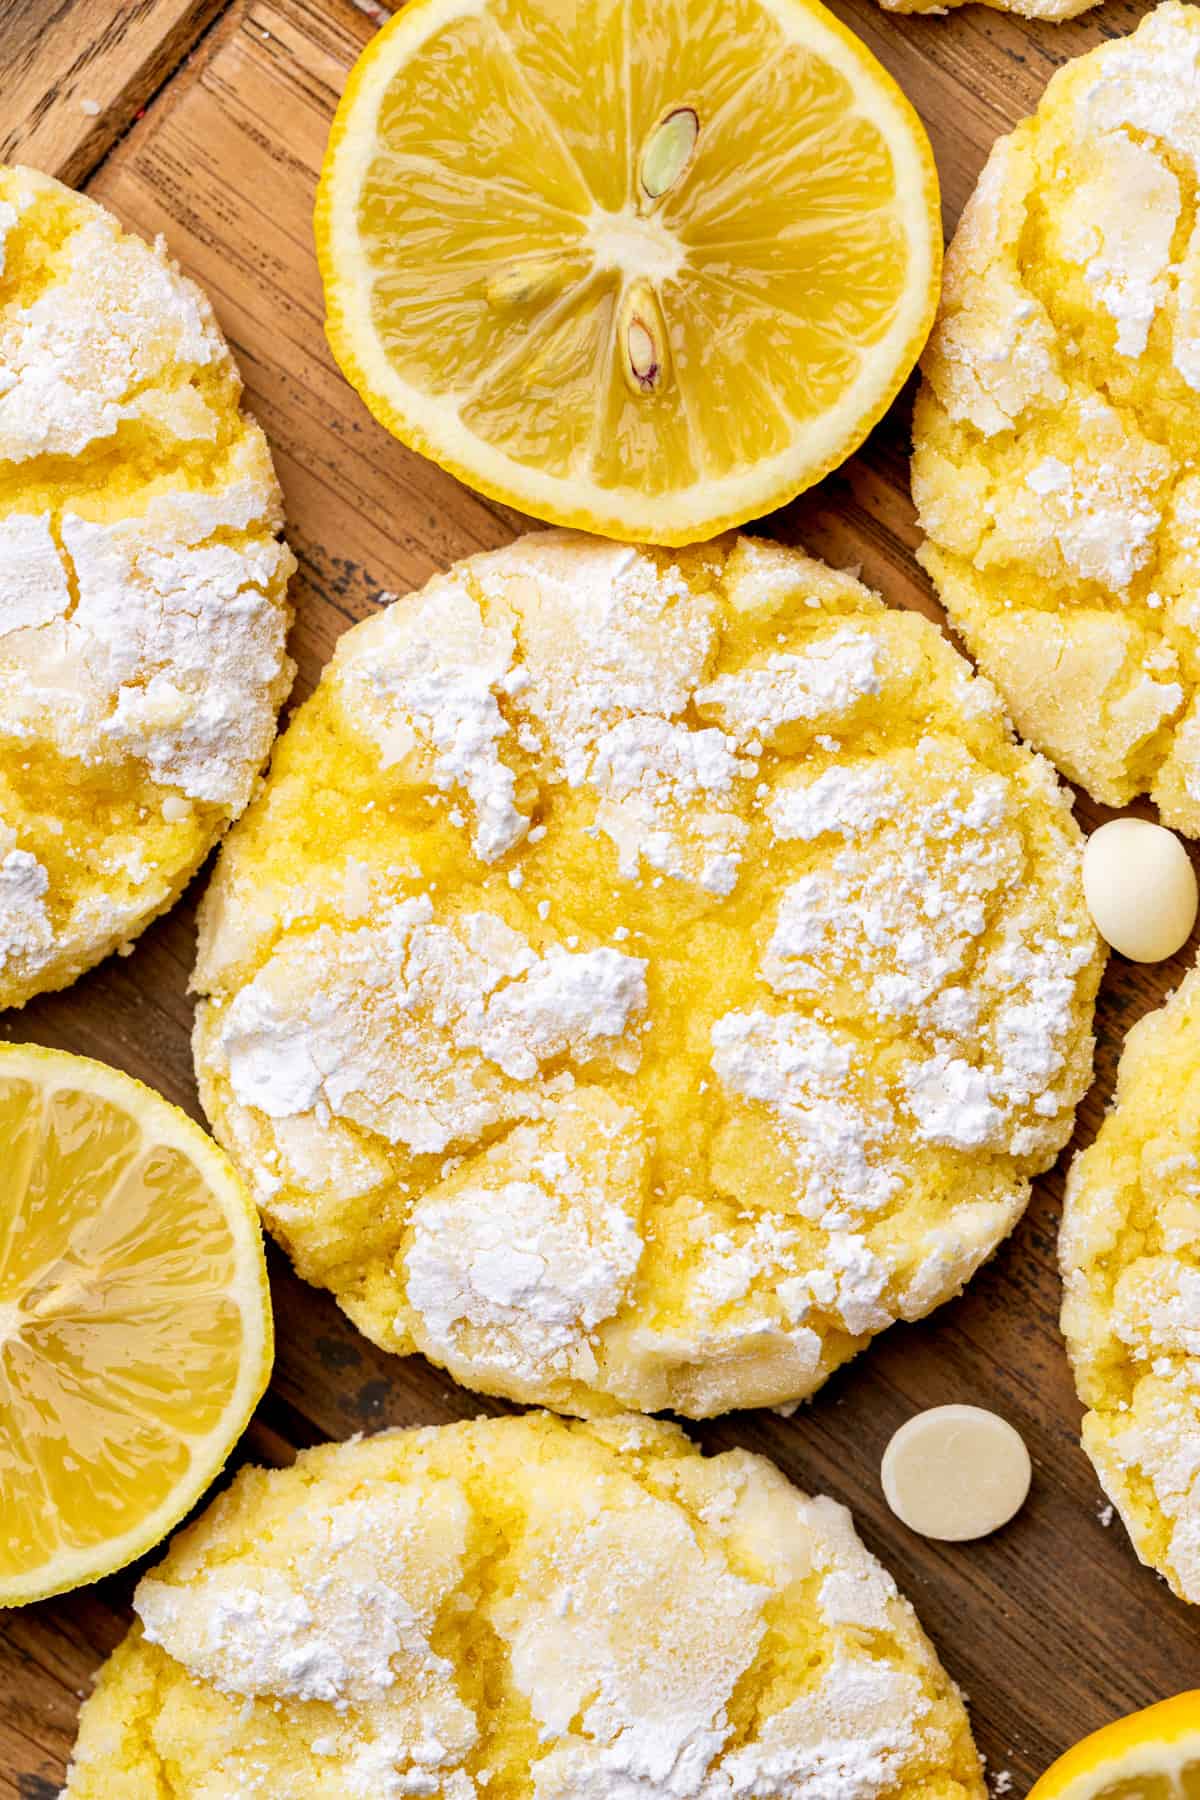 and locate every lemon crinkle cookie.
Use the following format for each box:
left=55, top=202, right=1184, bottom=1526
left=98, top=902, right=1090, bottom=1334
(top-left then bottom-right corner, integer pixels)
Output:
left=913, top=2, right=1200, bottom=832
left=878, top=0, right=1095, bottom=25
left=62, top=1411, right=985, bottom=1800
left=0, top=165, right=294, bottom=1008
left=1061, top=960, right=1200, bottom=1603
left=192, top=528, right=1102, bottom=1417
